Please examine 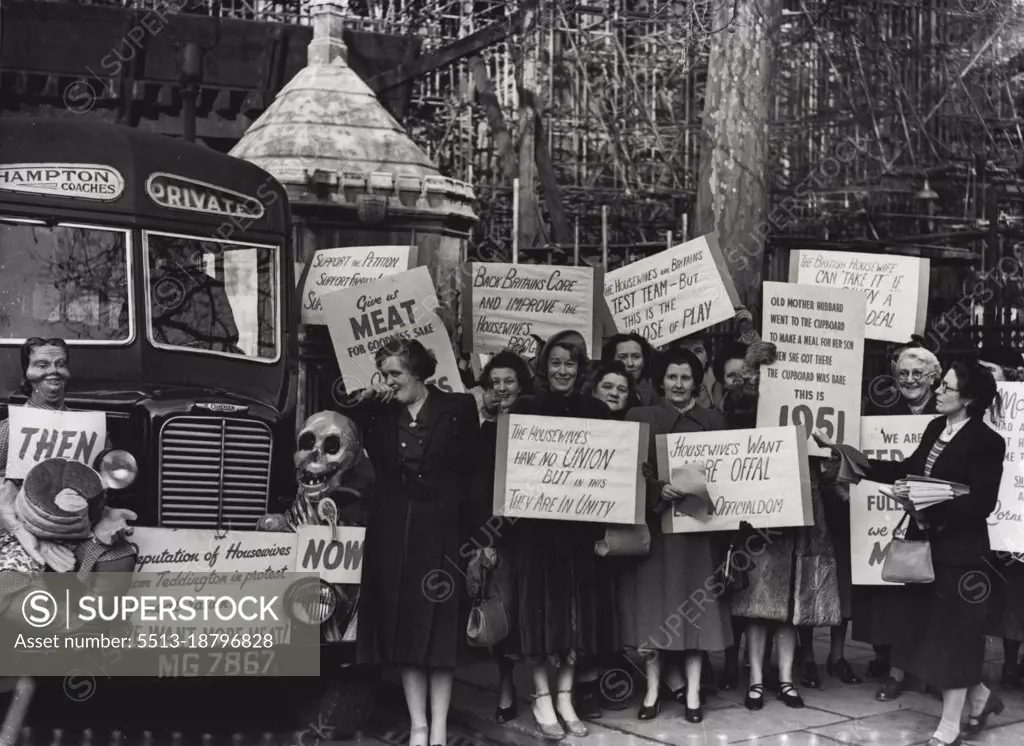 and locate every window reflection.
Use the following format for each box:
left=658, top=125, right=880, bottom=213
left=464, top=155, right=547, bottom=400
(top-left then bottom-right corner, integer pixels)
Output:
left=0, top=218, right=131, bottom=342
left=145, top=232, right=279, bottom=361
